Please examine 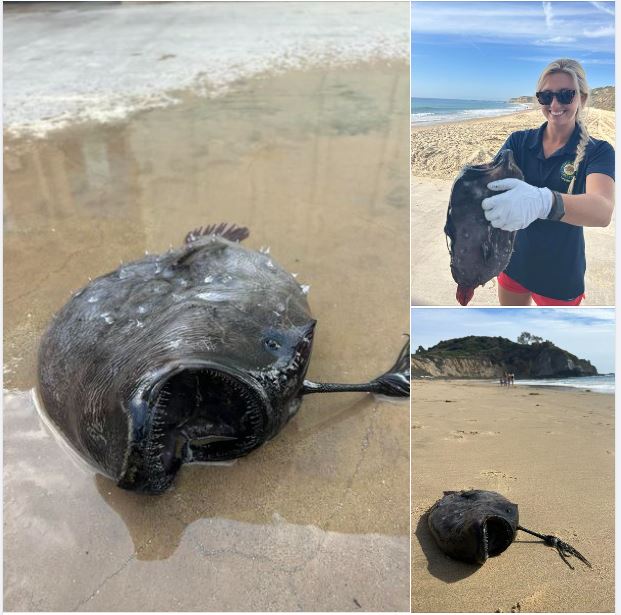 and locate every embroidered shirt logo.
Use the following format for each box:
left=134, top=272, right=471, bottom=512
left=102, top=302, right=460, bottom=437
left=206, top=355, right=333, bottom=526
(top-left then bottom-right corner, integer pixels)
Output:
left=560, top=160, right=576, bottom=183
